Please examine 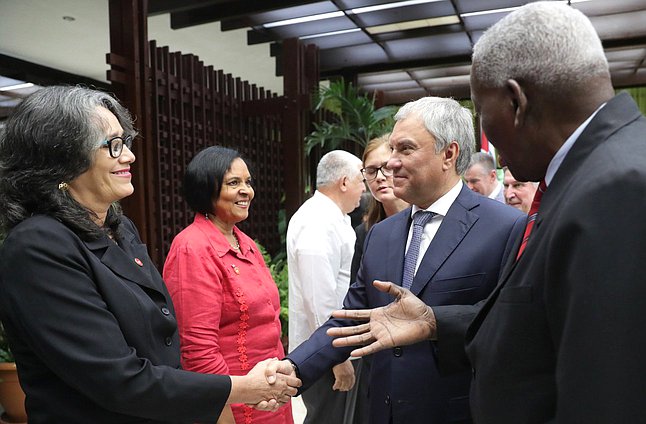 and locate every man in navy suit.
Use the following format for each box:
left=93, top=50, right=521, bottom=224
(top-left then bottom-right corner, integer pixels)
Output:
left=327, top=2, right=646, bottom=423
left=285, top=97, right=525, bottom=424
